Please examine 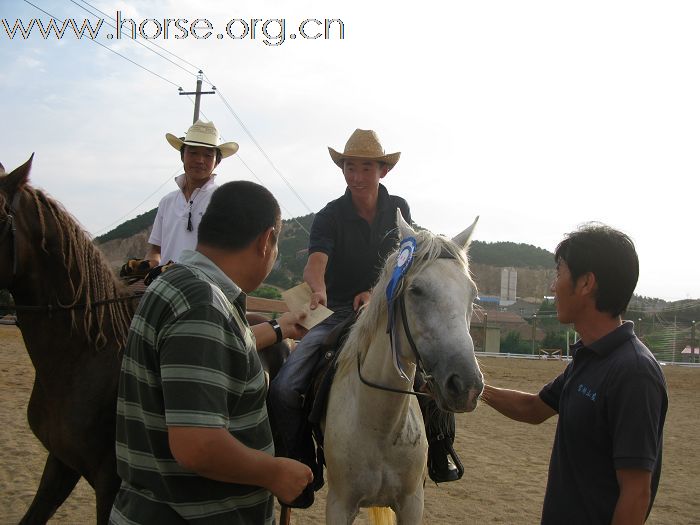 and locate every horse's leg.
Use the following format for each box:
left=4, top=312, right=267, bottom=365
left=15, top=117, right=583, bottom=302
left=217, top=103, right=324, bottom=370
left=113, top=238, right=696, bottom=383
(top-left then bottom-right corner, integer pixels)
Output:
left=325, top=488, right=359, bottom=525
left=394, top=487, right=424, bottom=525
left=19, top=453, right=80, bottom=525
left=91, top=455, right=121, bottom=525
